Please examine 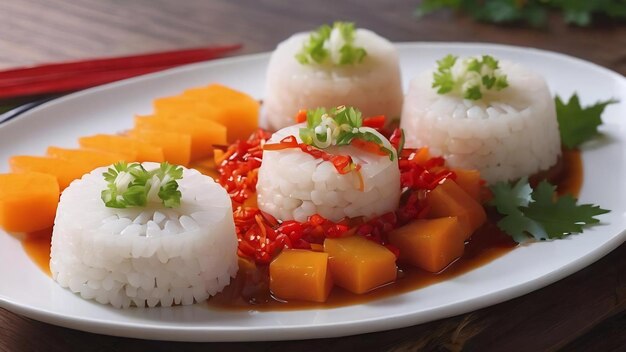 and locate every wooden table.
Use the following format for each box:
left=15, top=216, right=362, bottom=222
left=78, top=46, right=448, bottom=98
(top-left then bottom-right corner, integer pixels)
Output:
left=1, top=1, right=625, bottom=351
